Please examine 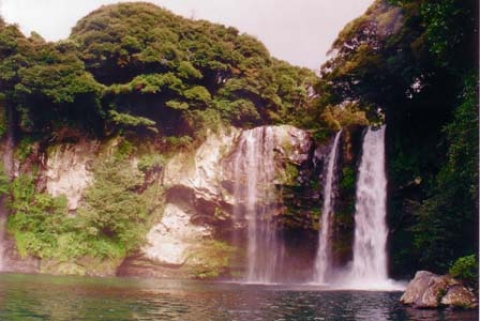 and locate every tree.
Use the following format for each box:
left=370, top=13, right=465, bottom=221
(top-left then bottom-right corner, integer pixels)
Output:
left=316, top=0, right=478, bottom=276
